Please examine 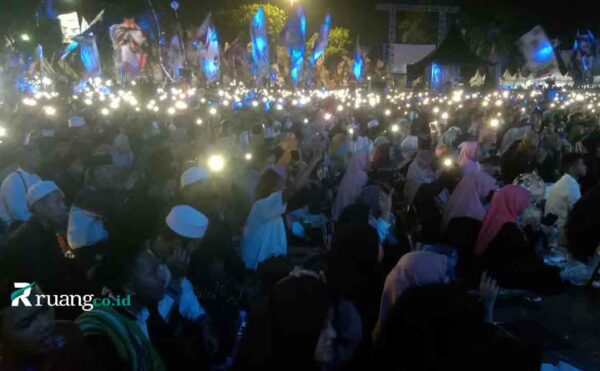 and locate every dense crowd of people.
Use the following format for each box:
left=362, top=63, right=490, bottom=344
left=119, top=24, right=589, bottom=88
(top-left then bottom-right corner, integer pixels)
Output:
left=0, top=83, right=598, bottom=370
